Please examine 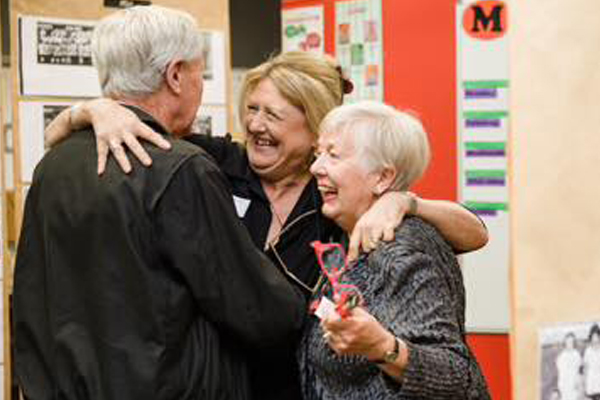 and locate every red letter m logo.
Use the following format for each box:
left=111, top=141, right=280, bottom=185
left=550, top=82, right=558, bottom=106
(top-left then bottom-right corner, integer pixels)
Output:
left=463, top=1, right=508, bottom=40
